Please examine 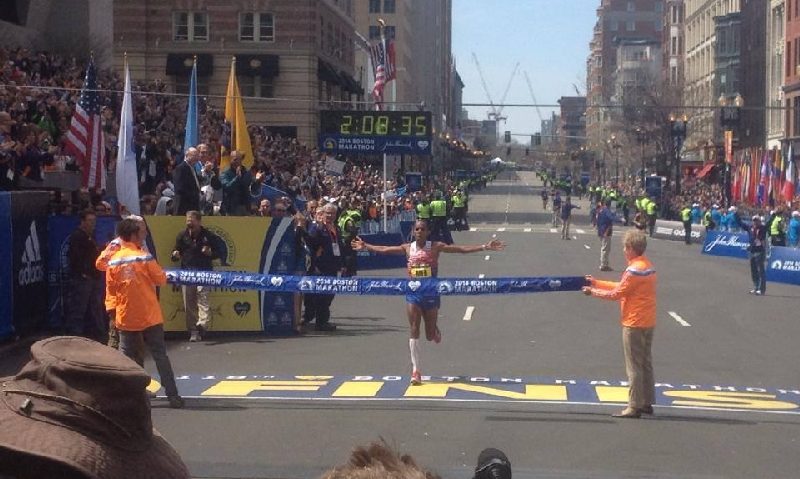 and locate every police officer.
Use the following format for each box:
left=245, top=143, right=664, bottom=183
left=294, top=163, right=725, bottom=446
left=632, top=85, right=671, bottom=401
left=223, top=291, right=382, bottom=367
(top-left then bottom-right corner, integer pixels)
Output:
left=680, top=204, right=692, bottom=245
left=416, top=194, right=432, bottom=222
left=429, top=192, right=449, bottom=242
left=645, top=197, right=657, bottom=237
left=768, top=207, right=787, bottom=247
left=450, top=189, right=467, bottom=231
left=337, top=198, right=363, bottom=277
left=703, top=206, right=716, bottom=232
